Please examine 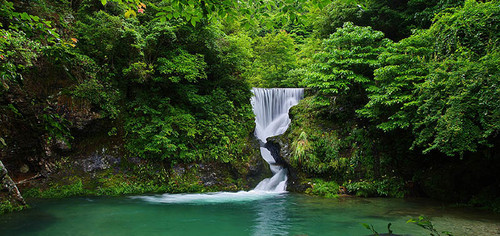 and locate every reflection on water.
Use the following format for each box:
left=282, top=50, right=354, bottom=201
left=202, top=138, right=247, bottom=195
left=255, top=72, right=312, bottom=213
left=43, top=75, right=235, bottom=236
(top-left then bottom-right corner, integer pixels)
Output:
left=252, top=194, right=289, bottom=236
left=133, top=191, right=293, bottom=235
